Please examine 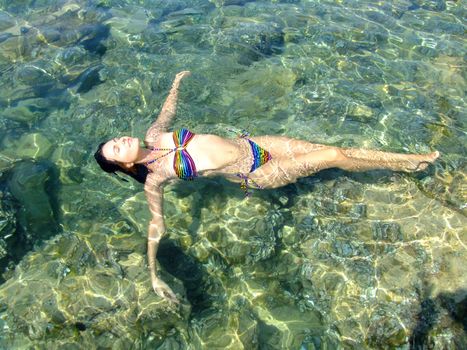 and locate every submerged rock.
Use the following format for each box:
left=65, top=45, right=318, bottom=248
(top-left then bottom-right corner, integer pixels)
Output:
left=417, top=162, right=467, bottom=214
left=0, top=11, right=16, bottom=31
left=29, top=4, right=111, bottom=54
left=0, top=190, right=16, bottom=262
left=347, top=102, right=375, bottom=121
left=1, top=103, right=42, bottom=123
left=367, top=306, right=409, bottom=348
left=0, top=153, right=15, bottom=174
left=106, top=6, right=151, bottom=35
left=191, top=194, right=283, bottom=265
left=215, top=19, right=285, bottom=65
left=15, top=62, right=56, bottom=86
left=50, top=143, right=86, bottom=185
left=71, top=64, right=105, bottom=93
left=0, top=231, right=190, bottom=348
left=291, top=175, right=467, bottom=347
left=8, top=160, right=59, bottom=244
left=2, top=132, right=53, bottom=160
left=220, top=64, right=296, bottom=119
left=0, top=35, right=28, bottom=63
left=372, top=221, right=403, bottom=242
